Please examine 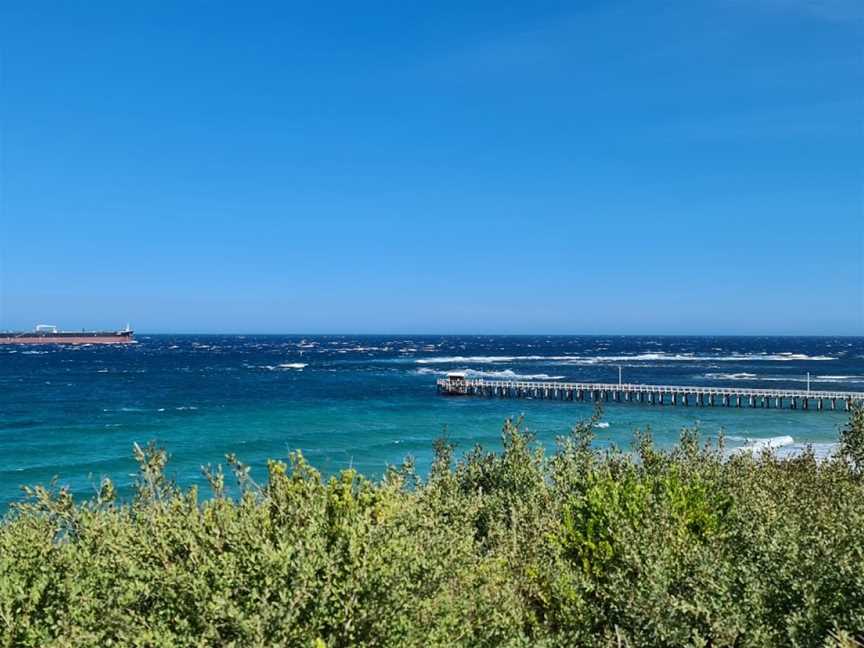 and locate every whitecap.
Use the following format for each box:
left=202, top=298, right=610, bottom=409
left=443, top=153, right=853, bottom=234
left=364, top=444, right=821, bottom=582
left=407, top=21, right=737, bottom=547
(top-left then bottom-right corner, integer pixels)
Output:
left=416, top=356, right=521, bottom=364
left=255, top=363, right=308, bottom=371
left=707, top=373, right=863, bottom=384
left=415, top=352, right=836, bottom=365
left=416, top=367, right=565, bottom=380
left=705, top=372, right=759, bottom=380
